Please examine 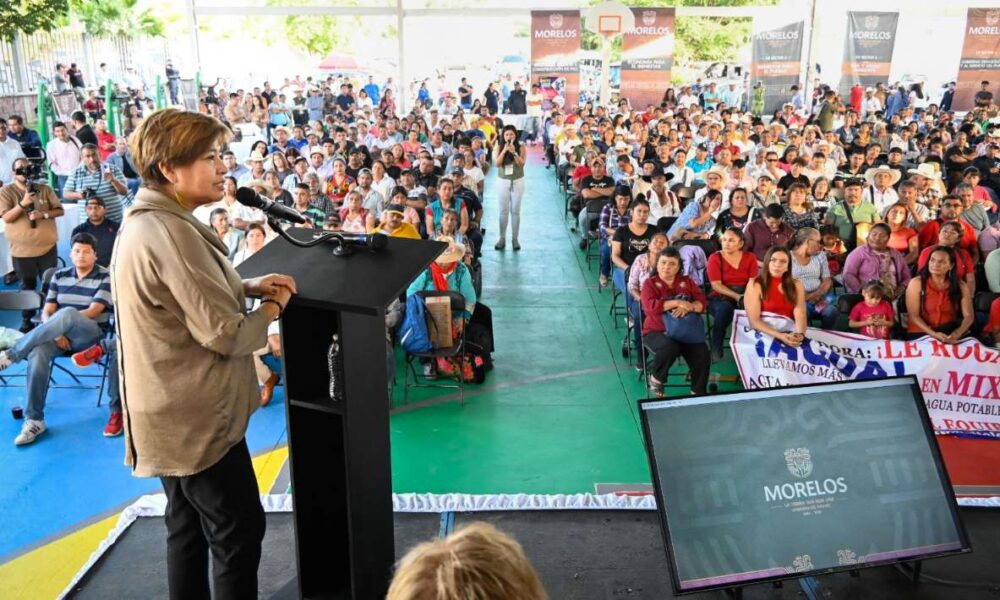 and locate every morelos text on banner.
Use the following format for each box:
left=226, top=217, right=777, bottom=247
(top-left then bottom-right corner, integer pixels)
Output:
left=730, top=310, right=1000, bottom=439
left=750, top=20, right=805, bottom=115
left=955, top=8, right=1000, bottom=112
left=839, top=12, right=899, bottom=97
left=531, top=10, right=581, bottom=110
left=620, top=7, right=675, bottom=109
